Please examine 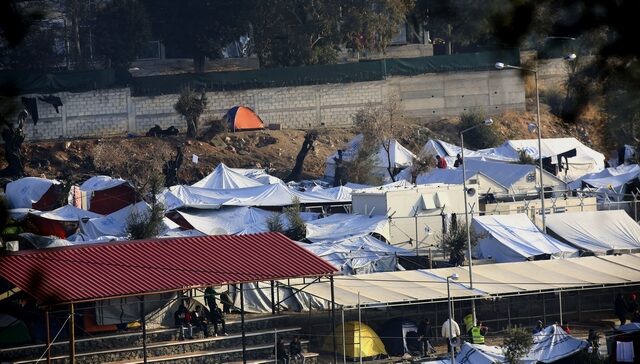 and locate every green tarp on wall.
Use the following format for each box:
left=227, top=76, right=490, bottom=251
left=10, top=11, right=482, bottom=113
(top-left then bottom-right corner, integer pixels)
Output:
left=0, top=49, right=520, bottom=96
